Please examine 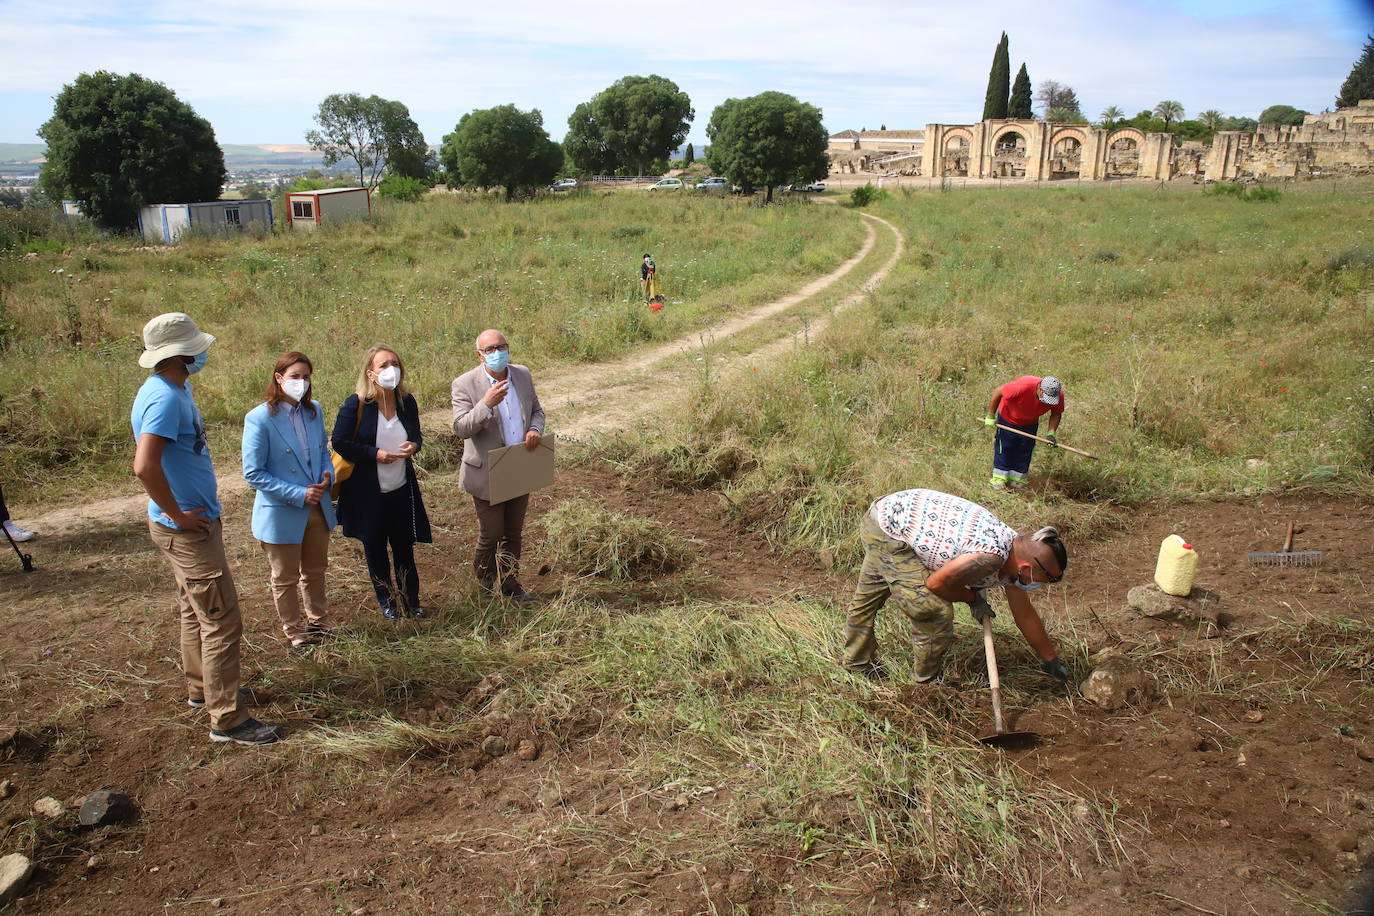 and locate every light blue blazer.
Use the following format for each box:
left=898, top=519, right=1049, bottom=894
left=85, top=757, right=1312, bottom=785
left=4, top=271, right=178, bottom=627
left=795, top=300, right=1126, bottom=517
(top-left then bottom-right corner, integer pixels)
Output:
left=241, top=400, right=338, bottom=544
